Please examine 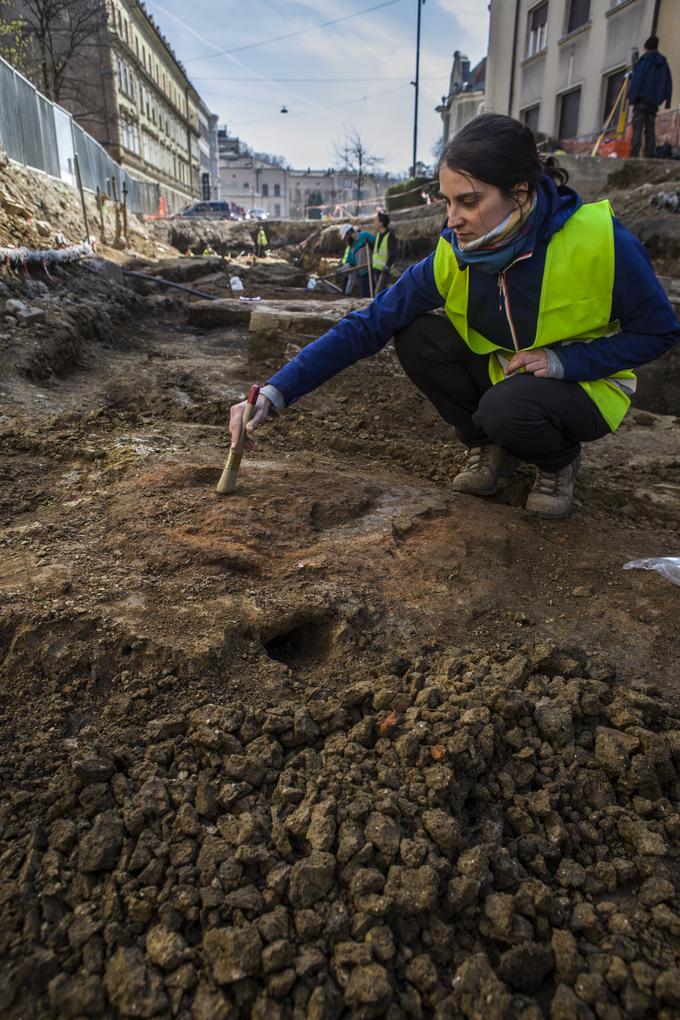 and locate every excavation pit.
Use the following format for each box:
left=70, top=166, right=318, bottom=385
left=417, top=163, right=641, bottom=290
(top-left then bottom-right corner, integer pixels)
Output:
left=262, top=616, right=335, bottom=667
